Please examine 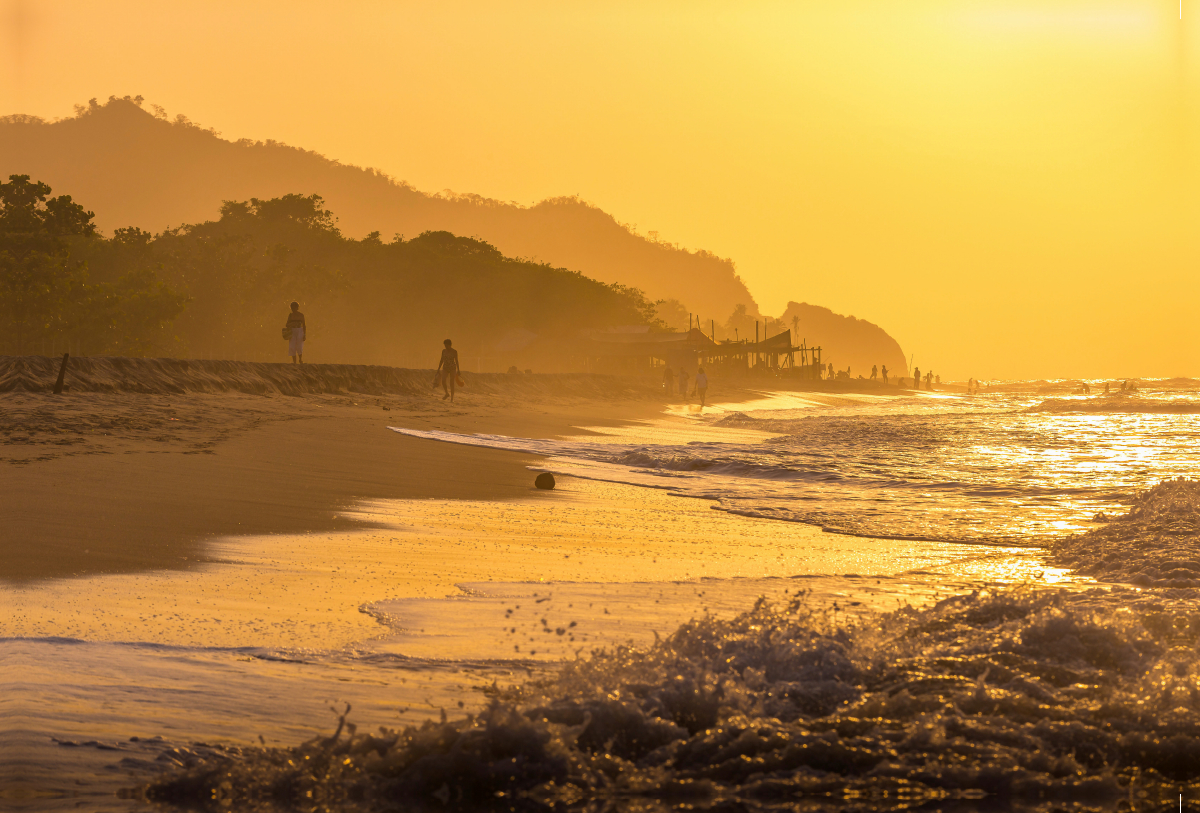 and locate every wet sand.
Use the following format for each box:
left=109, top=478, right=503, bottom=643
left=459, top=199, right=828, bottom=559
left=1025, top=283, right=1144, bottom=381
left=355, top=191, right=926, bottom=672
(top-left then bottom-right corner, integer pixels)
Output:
left=1, top=385, right=670, bottom=581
